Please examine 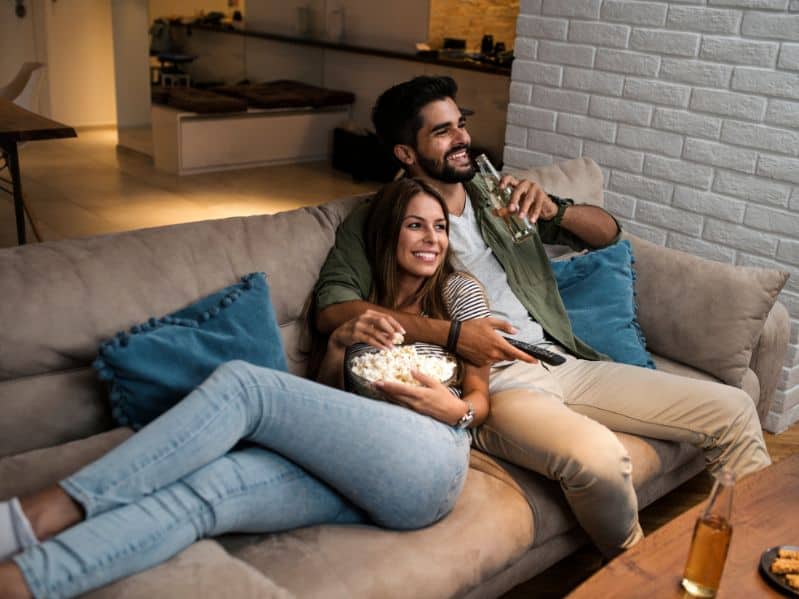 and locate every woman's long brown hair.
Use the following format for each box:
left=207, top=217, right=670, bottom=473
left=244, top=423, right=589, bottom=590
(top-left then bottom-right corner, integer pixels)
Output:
left=365, top=177, right=453, bottom=319
left=304, top=178, right=453, bottom=378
